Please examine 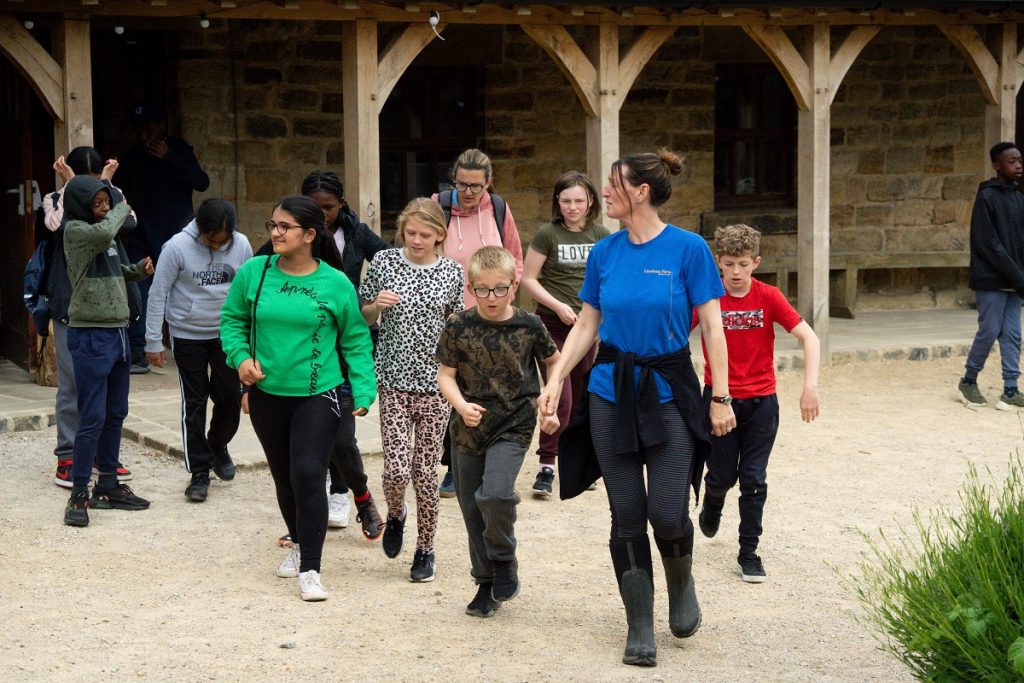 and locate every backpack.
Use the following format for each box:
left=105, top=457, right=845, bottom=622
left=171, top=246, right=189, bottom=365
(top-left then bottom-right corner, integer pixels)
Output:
left=437, top=190, right=507, bottom=243
left=23, top=235, right=55, bottom=336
